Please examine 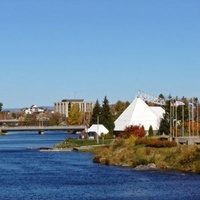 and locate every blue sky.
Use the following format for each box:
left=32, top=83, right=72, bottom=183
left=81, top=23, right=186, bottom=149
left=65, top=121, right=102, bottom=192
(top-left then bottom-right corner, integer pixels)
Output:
left=1, top=0, right=200, bottom=108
